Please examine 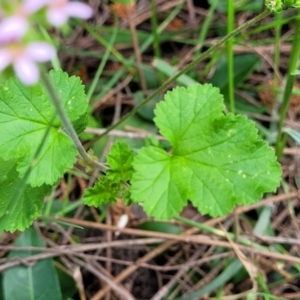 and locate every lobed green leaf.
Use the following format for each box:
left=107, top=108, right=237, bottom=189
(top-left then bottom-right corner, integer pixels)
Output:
left=0, top=69, right=88, bottom=186
left=0, top=158, right=51, bottom=232
left=130, top=84, right=282, bottom=219
left=83, top=177, right=120, bottom=206
left=106, top=142, right=135, bottom=182
left=84, top=142, right=134, bottom=207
